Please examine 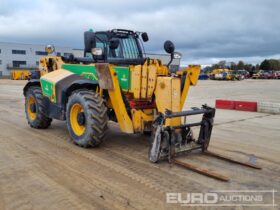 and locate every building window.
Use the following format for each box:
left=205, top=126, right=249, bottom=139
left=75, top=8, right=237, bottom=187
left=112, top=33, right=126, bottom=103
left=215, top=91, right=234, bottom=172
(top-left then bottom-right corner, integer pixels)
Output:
left=35, top=51, right=48, bottom=56
left=36, top=61, right=39, bottom=66
left=57, top=52, right=61, bottom=56
left=64, top=52, right=72, bottom=57
left=0, top=49, right=1, bottom=54
left=13, top=60, right=26, bottom=67
left=0, top=60, right=2, bottom=65
left=12, top=50, right=26, bottom=55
